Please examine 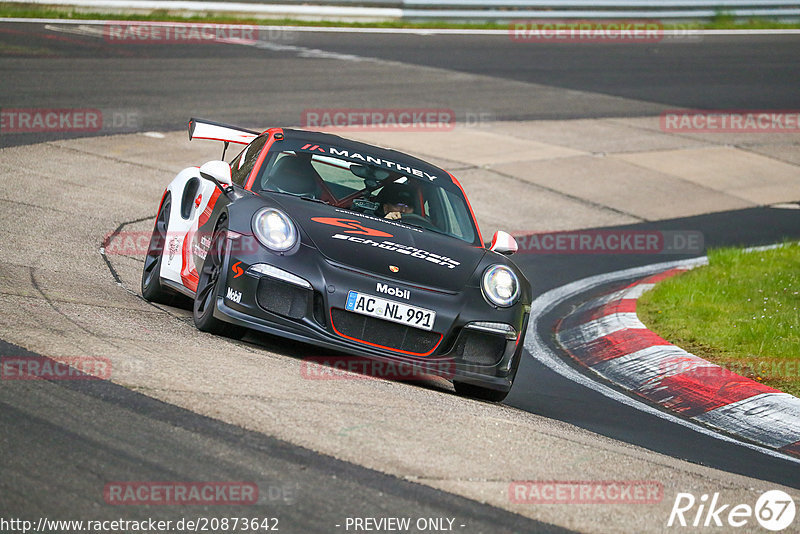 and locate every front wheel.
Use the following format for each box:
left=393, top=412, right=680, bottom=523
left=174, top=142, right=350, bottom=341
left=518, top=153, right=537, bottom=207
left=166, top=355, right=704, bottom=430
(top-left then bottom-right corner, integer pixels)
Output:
left=192, top=219, right=246, bottom=339
left=453, top=381, right=509, bottom=403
